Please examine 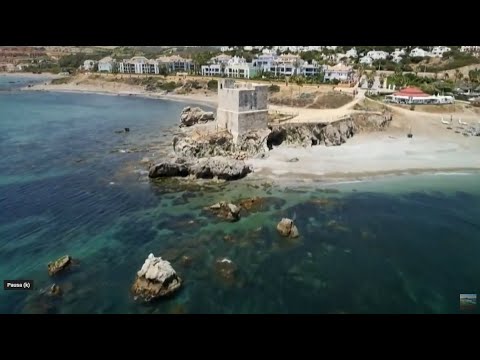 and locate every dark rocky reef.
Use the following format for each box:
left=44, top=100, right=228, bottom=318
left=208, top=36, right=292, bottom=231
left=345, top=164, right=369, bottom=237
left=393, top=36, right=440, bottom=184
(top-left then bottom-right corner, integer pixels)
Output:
left=204, top=201, right=241, bottom=222
left=148, top=156, right=252, bottom=181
